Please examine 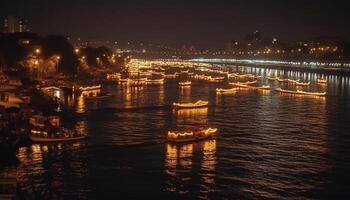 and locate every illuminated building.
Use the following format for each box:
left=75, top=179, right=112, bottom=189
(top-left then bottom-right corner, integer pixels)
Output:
left=3, top=16, right=30, bottom=33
